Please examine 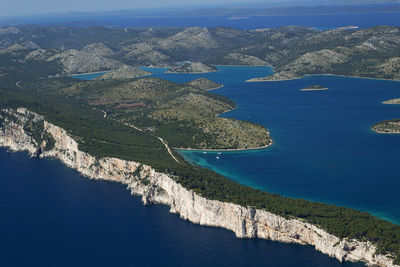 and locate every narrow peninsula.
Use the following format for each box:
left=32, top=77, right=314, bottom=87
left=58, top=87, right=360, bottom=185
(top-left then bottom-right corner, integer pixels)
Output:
left=186, top=78, right=223, bottom=91
left=372, top=119, right=400, bottom=134
left=383, top=98, right=400, bottom=104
